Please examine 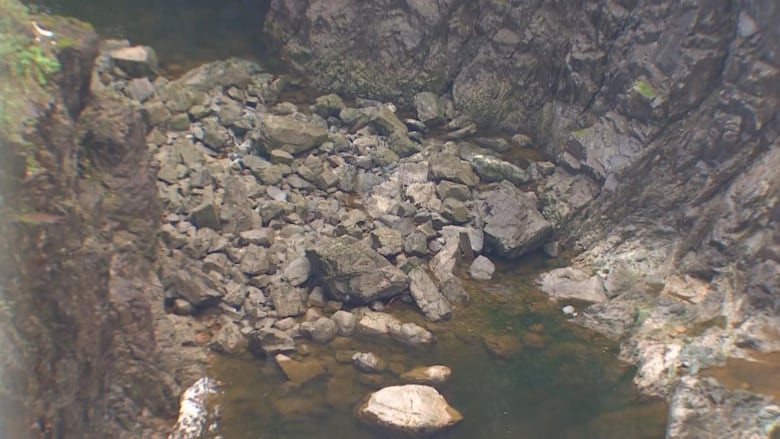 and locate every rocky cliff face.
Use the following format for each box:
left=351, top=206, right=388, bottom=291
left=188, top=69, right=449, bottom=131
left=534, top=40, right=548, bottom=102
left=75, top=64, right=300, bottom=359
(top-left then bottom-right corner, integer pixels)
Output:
left=0, top=9, right=182, bottom=438
left=266, top=0, right=779, bottom=436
